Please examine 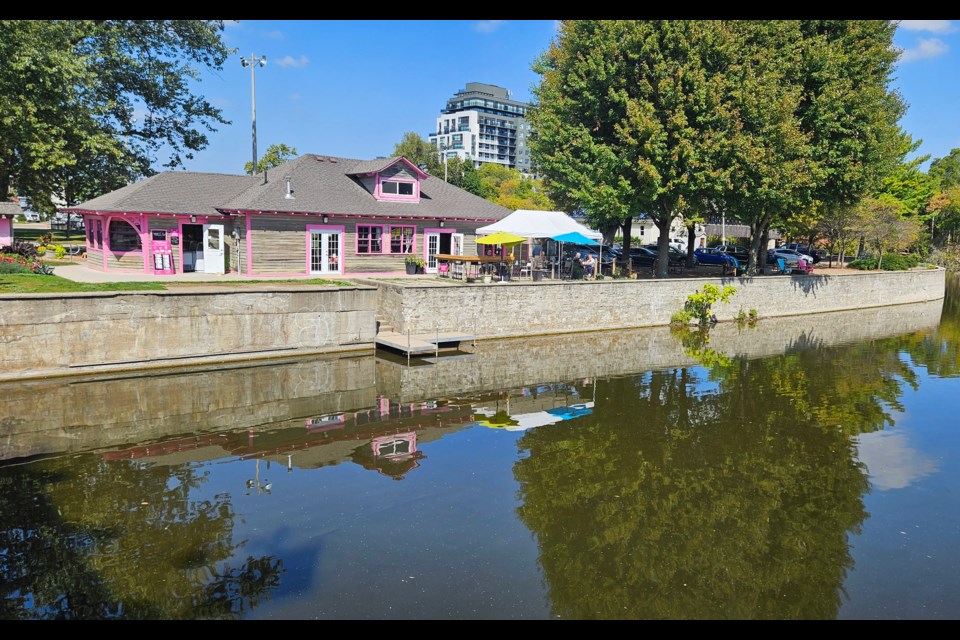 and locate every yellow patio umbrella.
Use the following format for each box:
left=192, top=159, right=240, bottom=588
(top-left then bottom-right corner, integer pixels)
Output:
left=475, top=231, right=526, bottom=245
left=476, top=231, right=525, bottom=278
